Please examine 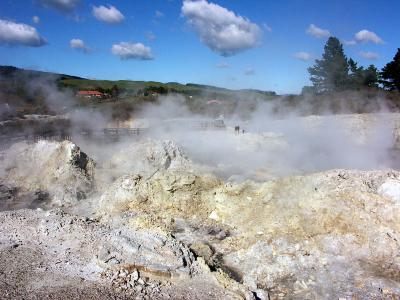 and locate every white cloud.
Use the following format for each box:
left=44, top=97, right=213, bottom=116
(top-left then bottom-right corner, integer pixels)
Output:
left=359, top=51, right=379, bottom=60
left=0, top=19, right=46, bottom=47
left=244, top=68, right=255, bottom=76
left=355, top=30, right=383, bottom=44
left=181, top=0, right=261, bottom=56
left=70, top=38, right=90, bottom=53
left=216, top=62, right=230, bottom=68
left=343, top=40, right=356, bottom=46
left=92, top=5, right=124, bottom=24
left=111, top=42, right=154, bottom=60
left=155, top=10, right=164, bottom=18
left=306, top=24, right=330, bottom=38
left=293, top=51, right=311, bottom=61
left=32, top=16, right=40, bottom=24
left=262, top=23, right=272, bottom=33
left=39, top=0, right=79, bottom=12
